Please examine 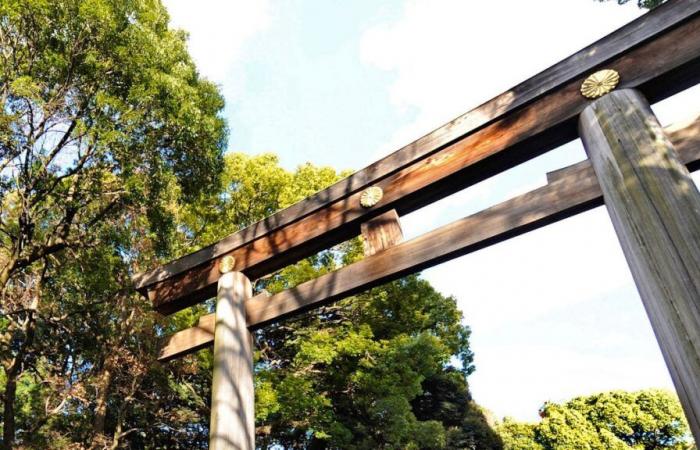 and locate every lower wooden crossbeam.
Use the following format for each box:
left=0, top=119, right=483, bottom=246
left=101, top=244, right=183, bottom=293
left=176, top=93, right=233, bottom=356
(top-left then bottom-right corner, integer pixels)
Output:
left=158, top=116, right=700, bottom=362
